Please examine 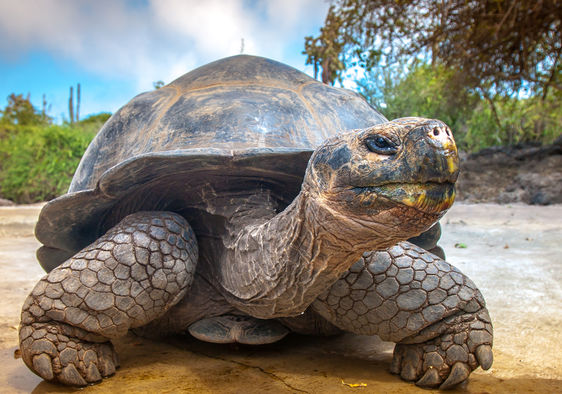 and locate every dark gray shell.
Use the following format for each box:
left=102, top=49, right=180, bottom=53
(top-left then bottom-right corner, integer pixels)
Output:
left=36, top=55, right=386, bottom=271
